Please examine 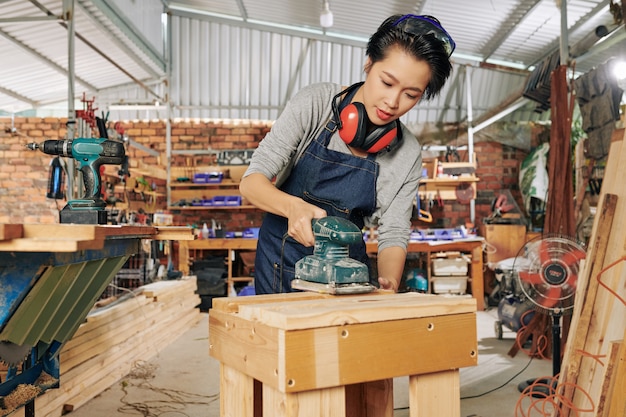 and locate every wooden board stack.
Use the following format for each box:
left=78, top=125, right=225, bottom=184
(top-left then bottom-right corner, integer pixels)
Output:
left=9, top=277, right=201, bottom=417
left=557, top=128, right=626, bottom=416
